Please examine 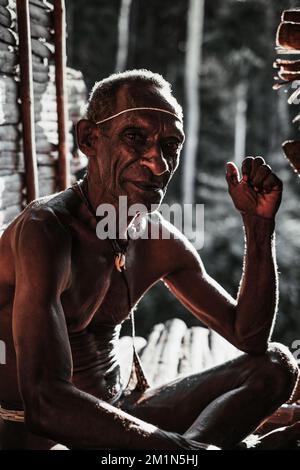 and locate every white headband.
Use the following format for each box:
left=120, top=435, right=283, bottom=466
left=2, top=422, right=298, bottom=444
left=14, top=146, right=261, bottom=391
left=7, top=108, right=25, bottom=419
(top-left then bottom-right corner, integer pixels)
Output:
left=95, top=107, right=183, bottom=125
